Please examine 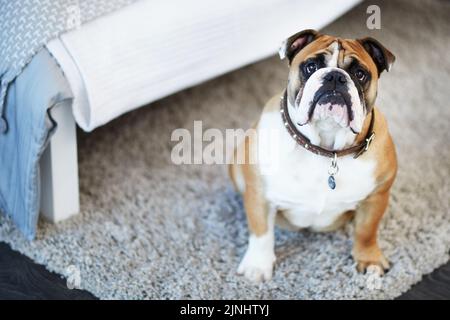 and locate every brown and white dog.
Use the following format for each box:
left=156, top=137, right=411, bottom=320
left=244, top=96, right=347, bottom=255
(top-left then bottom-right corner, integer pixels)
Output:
left=229, top=29, right=397, bottom=283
